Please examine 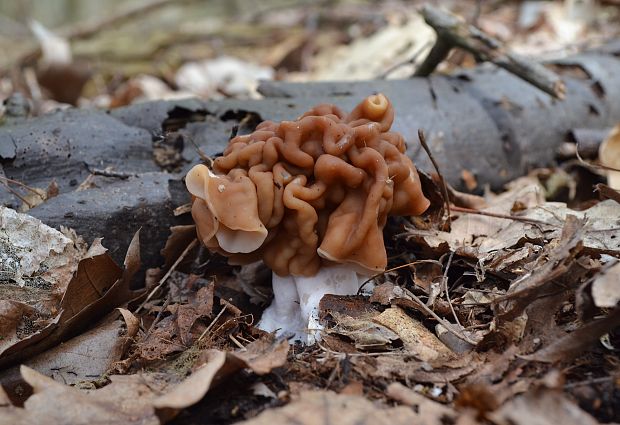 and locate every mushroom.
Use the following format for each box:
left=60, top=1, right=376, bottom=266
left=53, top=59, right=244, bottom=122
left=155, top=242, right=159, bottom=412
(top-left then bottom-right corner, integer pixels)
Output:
left=186, top=93, right=430, bottom=343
